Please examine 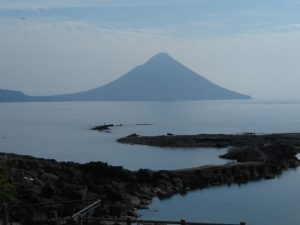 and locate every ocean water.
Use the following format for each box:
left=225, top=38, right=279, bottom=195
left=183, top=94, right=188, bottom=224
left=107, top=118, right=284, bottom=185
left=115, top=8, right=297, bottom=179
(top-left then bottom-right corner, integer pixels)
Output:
left=1, top=100, right=300, bottom=225
left=0, top=101, right=235, bottom=170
